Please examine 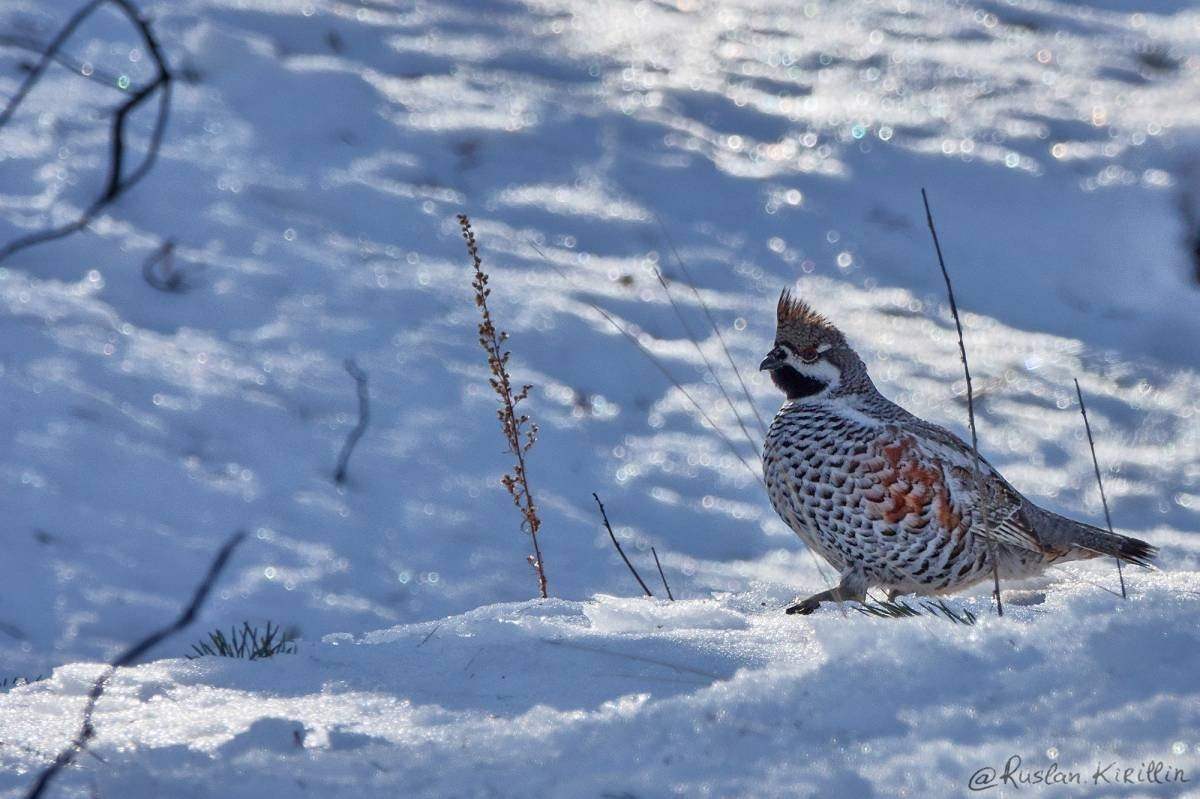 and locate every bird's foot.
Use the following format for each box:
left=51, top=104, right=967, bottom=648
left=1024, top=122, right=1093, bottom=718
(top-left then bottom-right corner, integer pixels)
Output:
left=785, top=596, right=823, bottom=615
left=784, top=586, right=847, bottom=615
left=784, top=573, right=869, bottom=616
